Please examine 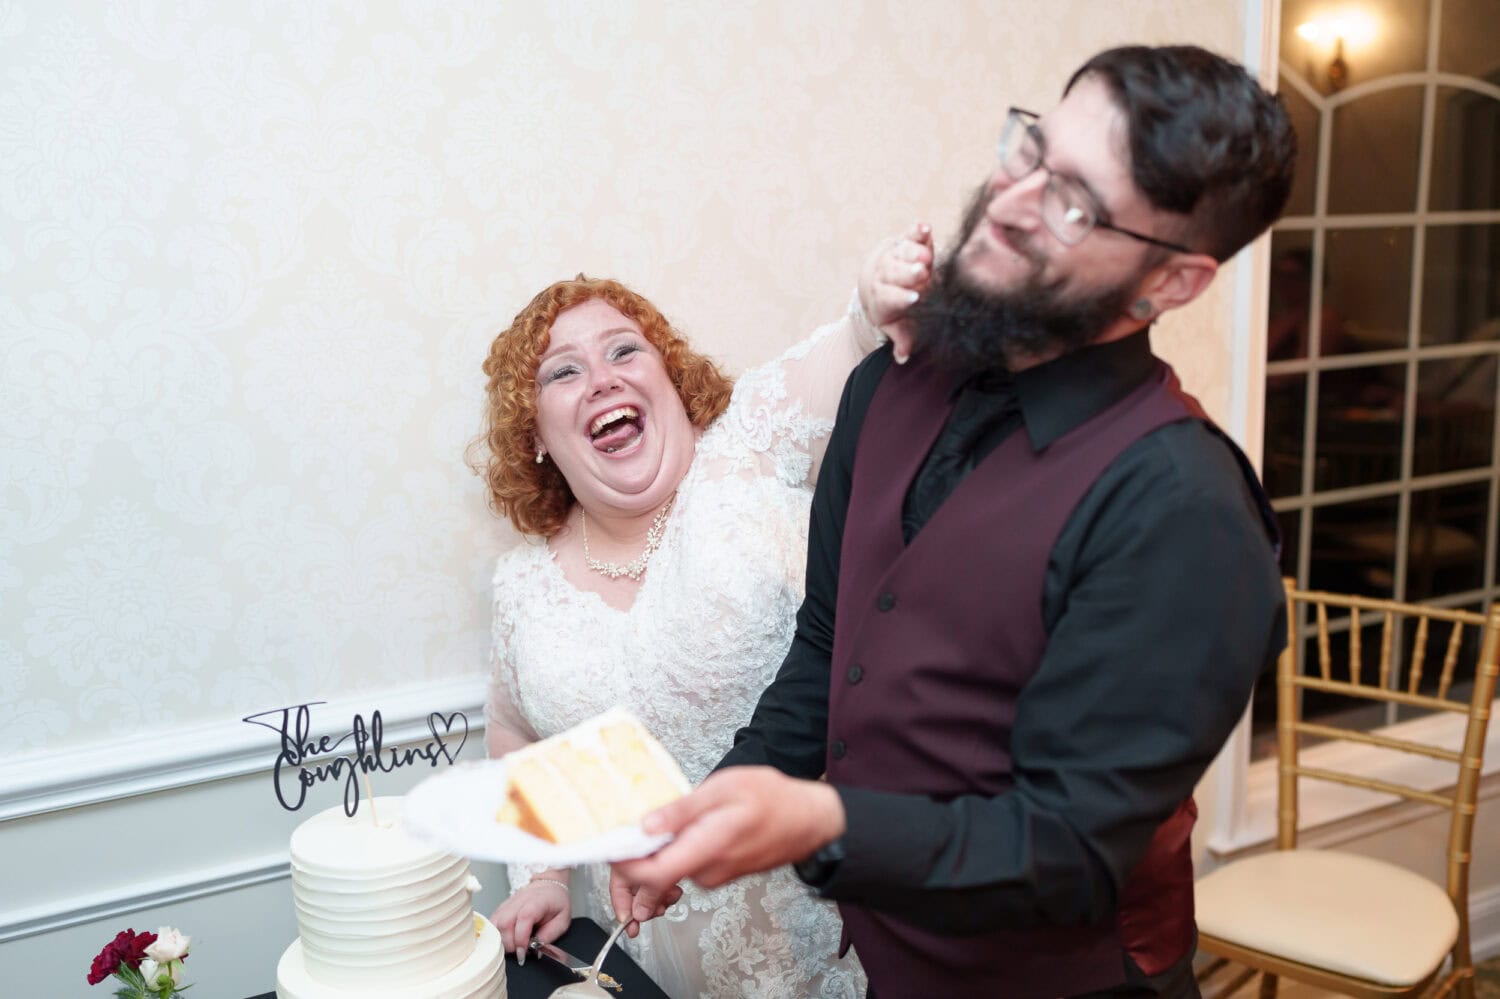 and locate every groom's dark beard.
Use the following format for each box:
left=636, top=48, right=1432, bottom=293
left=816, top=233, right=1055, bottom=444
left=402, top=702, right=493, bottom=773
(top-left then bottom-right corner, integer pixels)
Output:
left=911, top=184, right=1143, bottom=378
